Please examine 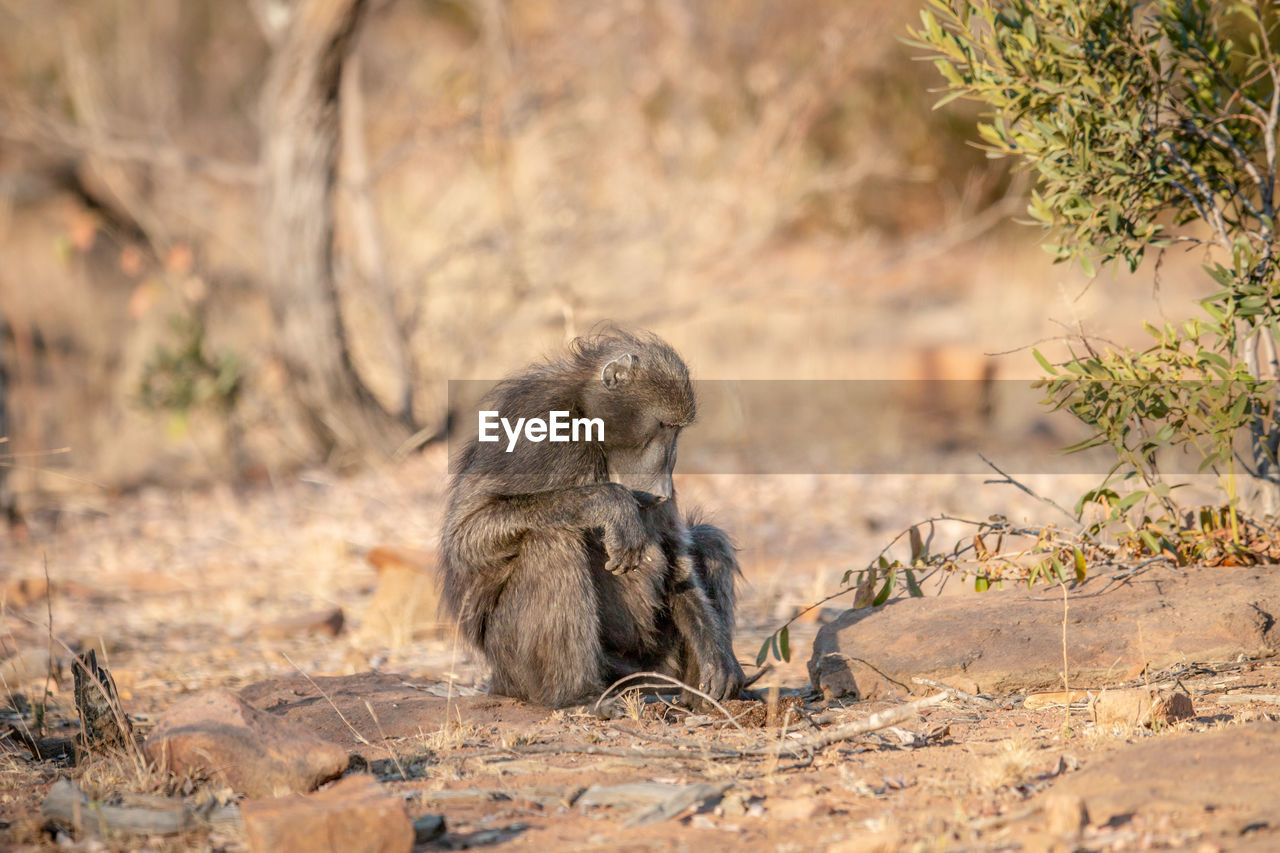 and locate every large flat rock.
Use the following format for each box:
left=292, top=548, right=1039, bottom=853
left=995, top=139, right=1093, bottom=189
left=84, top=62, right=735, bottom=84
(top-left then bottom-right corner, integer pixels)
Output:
left=239, top=672, right=551, bottom=756
left=144, top=689, right=349, bottom=798
left=809, top=566, right=1280, bottom=697
left=1052, top=721, right=1280, bottom=842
